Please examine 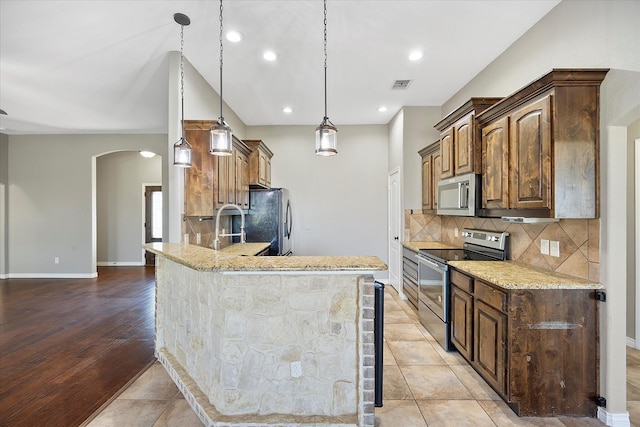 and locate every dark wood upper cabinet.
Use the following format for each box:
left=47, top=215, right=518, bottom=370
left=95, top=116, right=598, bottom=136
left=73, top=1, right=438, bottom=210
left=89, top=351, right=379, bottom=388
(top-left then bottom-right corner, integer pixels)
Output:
left=419, top=141, right=441, bottom=212
left=476, top=68, right=608, bottom=218
left=435, top=98, right=502, bottom=179
left=183, top=120, right=251, bottom=216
